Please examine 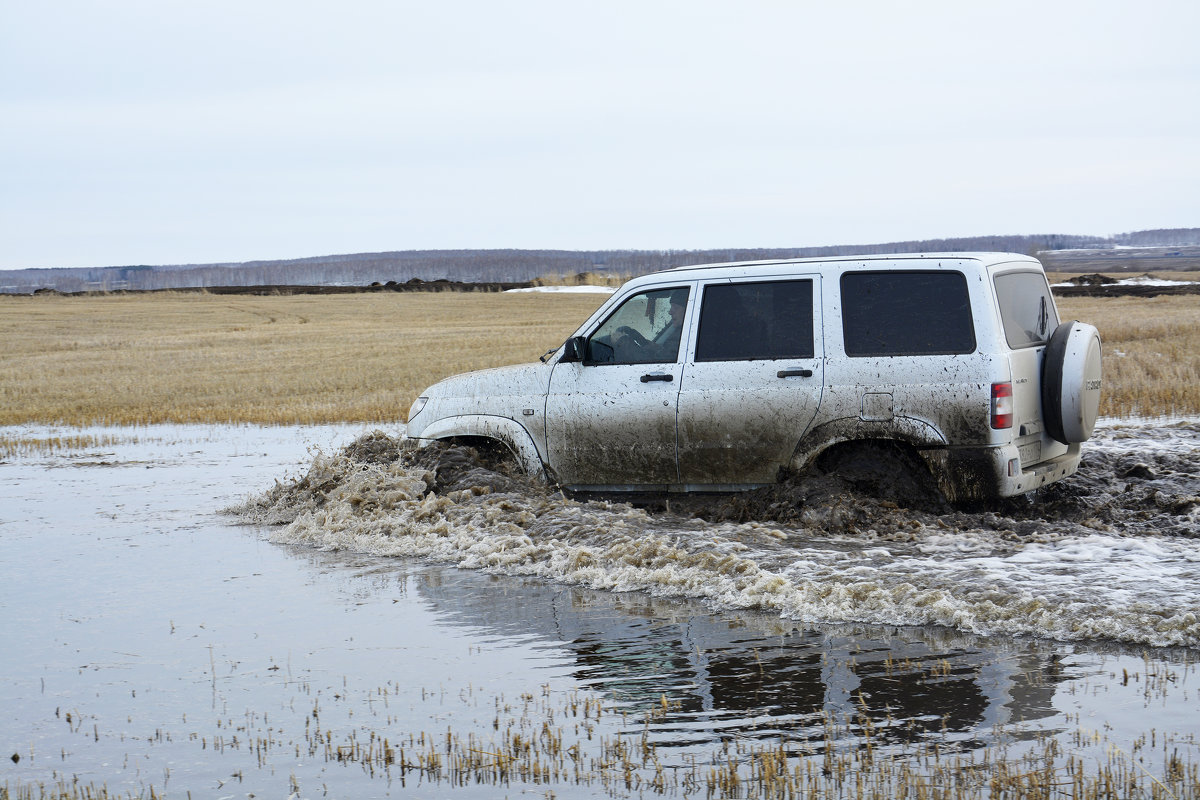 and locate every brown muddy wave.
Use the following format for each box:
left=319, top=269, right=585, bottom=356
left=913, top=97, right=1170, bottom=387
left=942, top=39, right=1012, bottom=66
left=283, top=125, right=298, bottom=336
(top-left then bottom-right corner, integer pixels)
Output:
left=233, top=421, right=1200, bottom=648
